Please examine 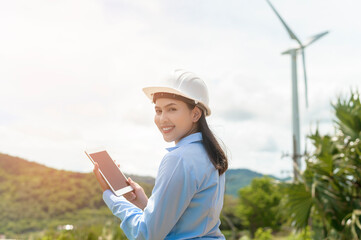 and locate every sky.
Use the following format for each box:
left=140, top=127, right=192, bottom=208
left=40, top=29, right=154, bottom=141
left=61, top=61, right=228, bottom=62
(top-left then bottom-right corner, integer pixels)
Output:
left=0, top=0, right=360, bottom=178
